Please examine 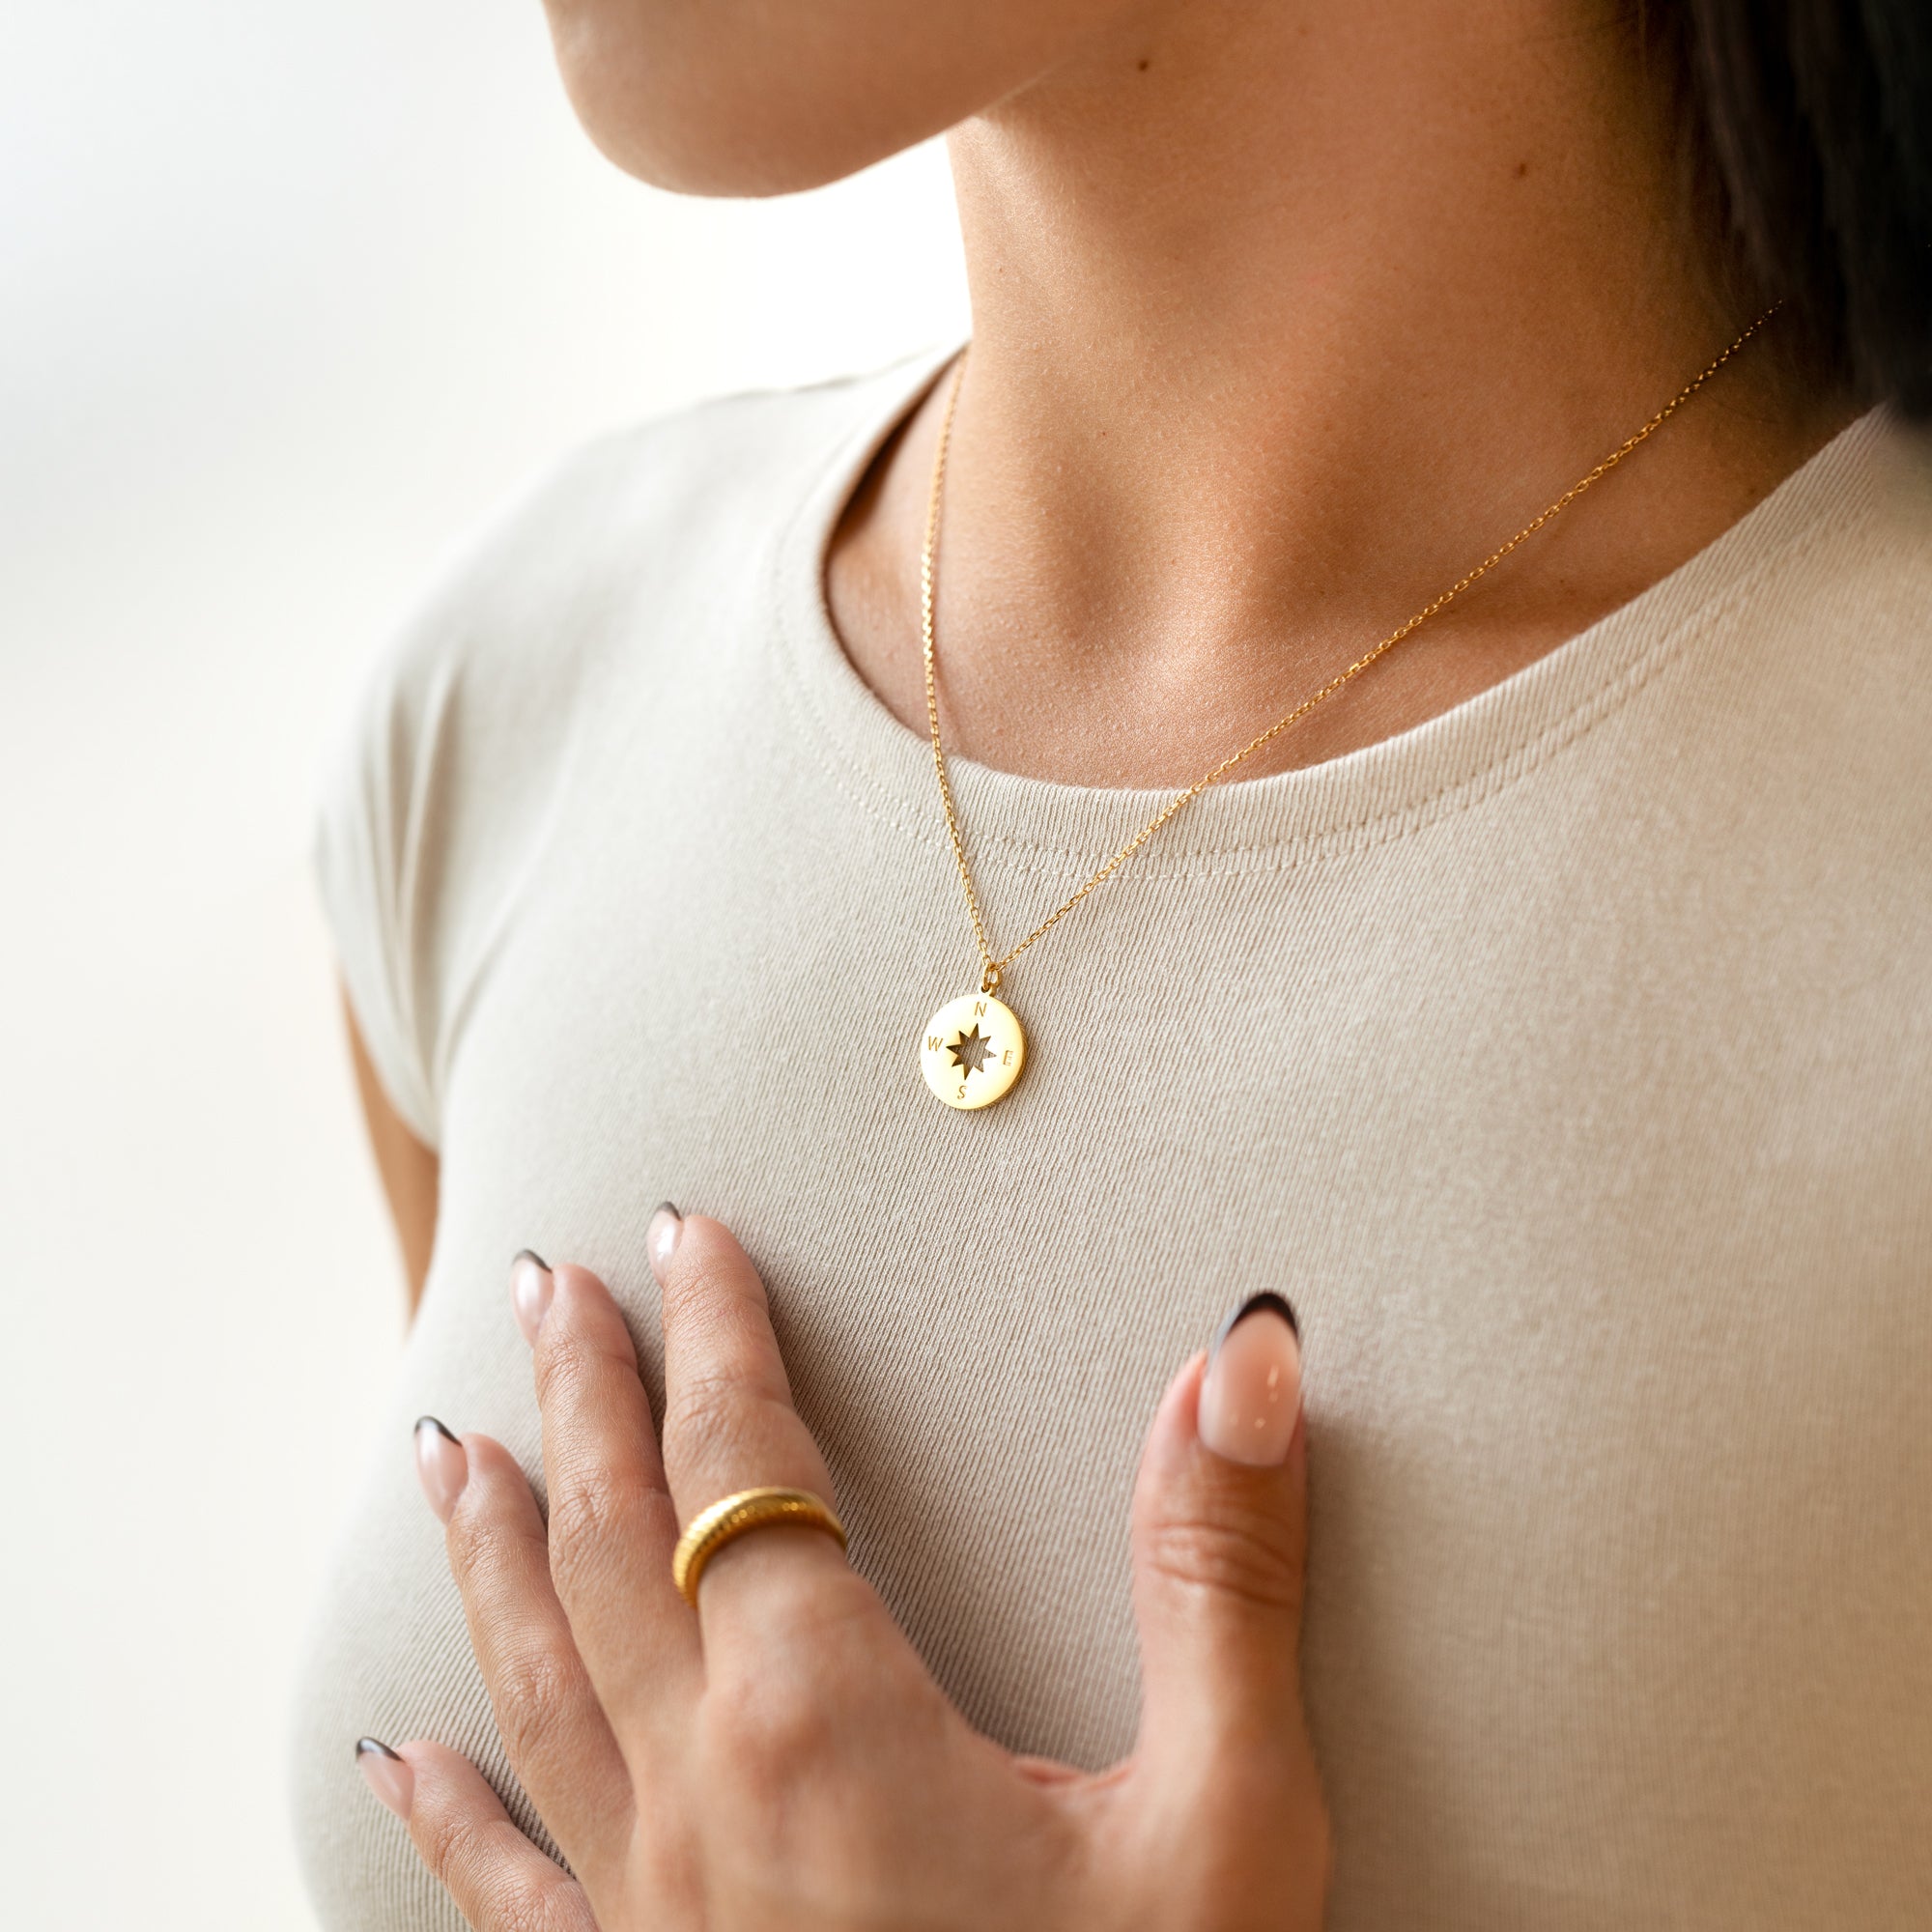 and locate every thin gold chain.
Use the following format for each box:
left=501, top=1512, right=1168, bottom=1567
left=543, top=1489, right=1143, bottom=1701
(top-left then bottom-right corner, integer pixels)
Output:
left=921, top=306, right=1782, bottom=997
